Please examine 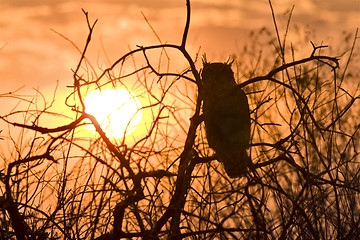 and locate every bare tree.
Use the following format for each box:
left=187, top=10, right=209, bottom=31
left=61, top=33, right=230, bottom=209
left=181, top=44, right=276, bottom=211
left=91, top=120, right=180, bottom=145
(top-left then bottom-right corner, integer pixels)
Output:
left=1, top=1, right=359, bottom=239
